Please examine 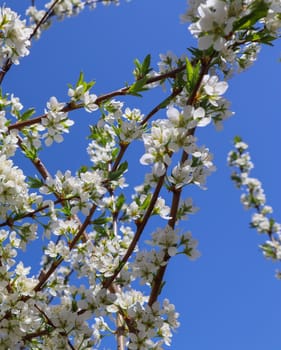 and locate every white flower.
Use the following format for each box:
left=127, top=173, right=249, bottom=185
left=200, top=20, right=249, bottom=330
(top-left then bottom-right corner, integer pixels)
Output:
left=189, top=0, right=235, bottom=51
left=15, top=261, right=31, bottom=276
left=42, top=96, right=74, bottom=146
left=202, top=75, right=228, bottom=106
left=168, top=161, right=193, bottom=189
left=81, top=91, right=99, bottom=113
left=150, top=226, right=179, bottom=251
left=68, top=84, right=85, bottom=101
left=193, top=106, right=211, bottom=127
